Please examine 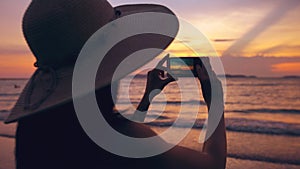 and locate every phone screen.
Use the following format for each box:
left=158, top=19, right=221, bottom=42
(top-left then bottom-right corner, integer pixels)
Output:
left=168, top=57, right=198, bottom=77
